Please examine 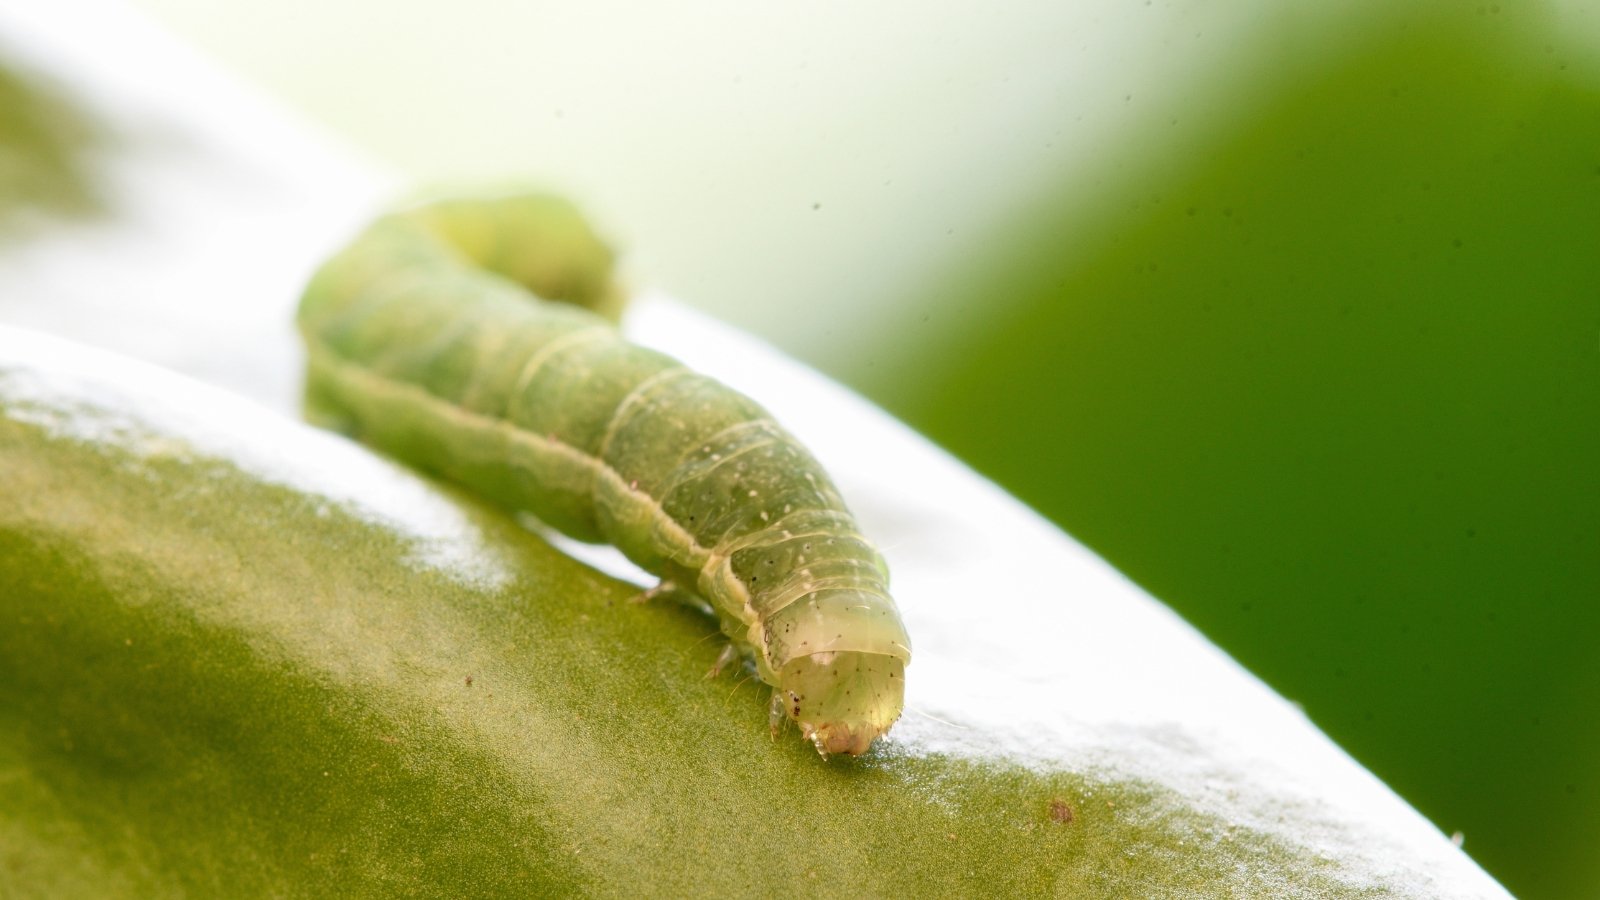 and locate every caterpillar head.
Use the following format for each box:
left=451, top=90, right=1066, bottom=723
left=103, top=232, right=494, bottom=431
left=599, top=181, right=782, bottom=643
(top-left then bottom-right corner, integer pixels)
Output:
left=775, top=650, right=905, bottom=757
